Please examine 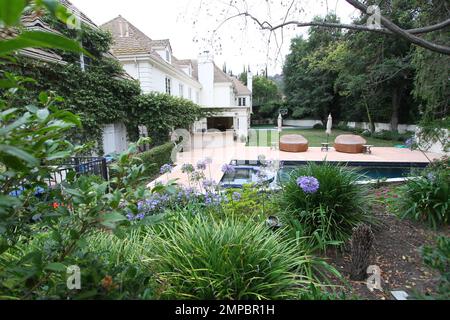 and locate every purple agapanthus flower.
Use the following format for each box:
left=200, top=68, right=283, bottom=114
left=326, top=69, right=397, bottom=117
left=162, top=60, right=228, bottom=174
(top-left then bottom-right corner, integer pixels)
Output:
left=136, top=213, right=145, bottom=220
left=181, top=163, right=195, bottom=174
left=222, top=164, right=236, bottom=174
left=191, top=171, right=205, bottom=182
left=232, top=192, right=242, bottom=201
left=297, top=176, right=320, bottom=194
left=160, top=164, right=173, bottom=174
left=405, top=137, right=415, bottom=148
left=205, top=192, right=223, bottom=206
left=203, top=179, right=217, bottom=189
left=197, top=160, right=207, bottom=171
